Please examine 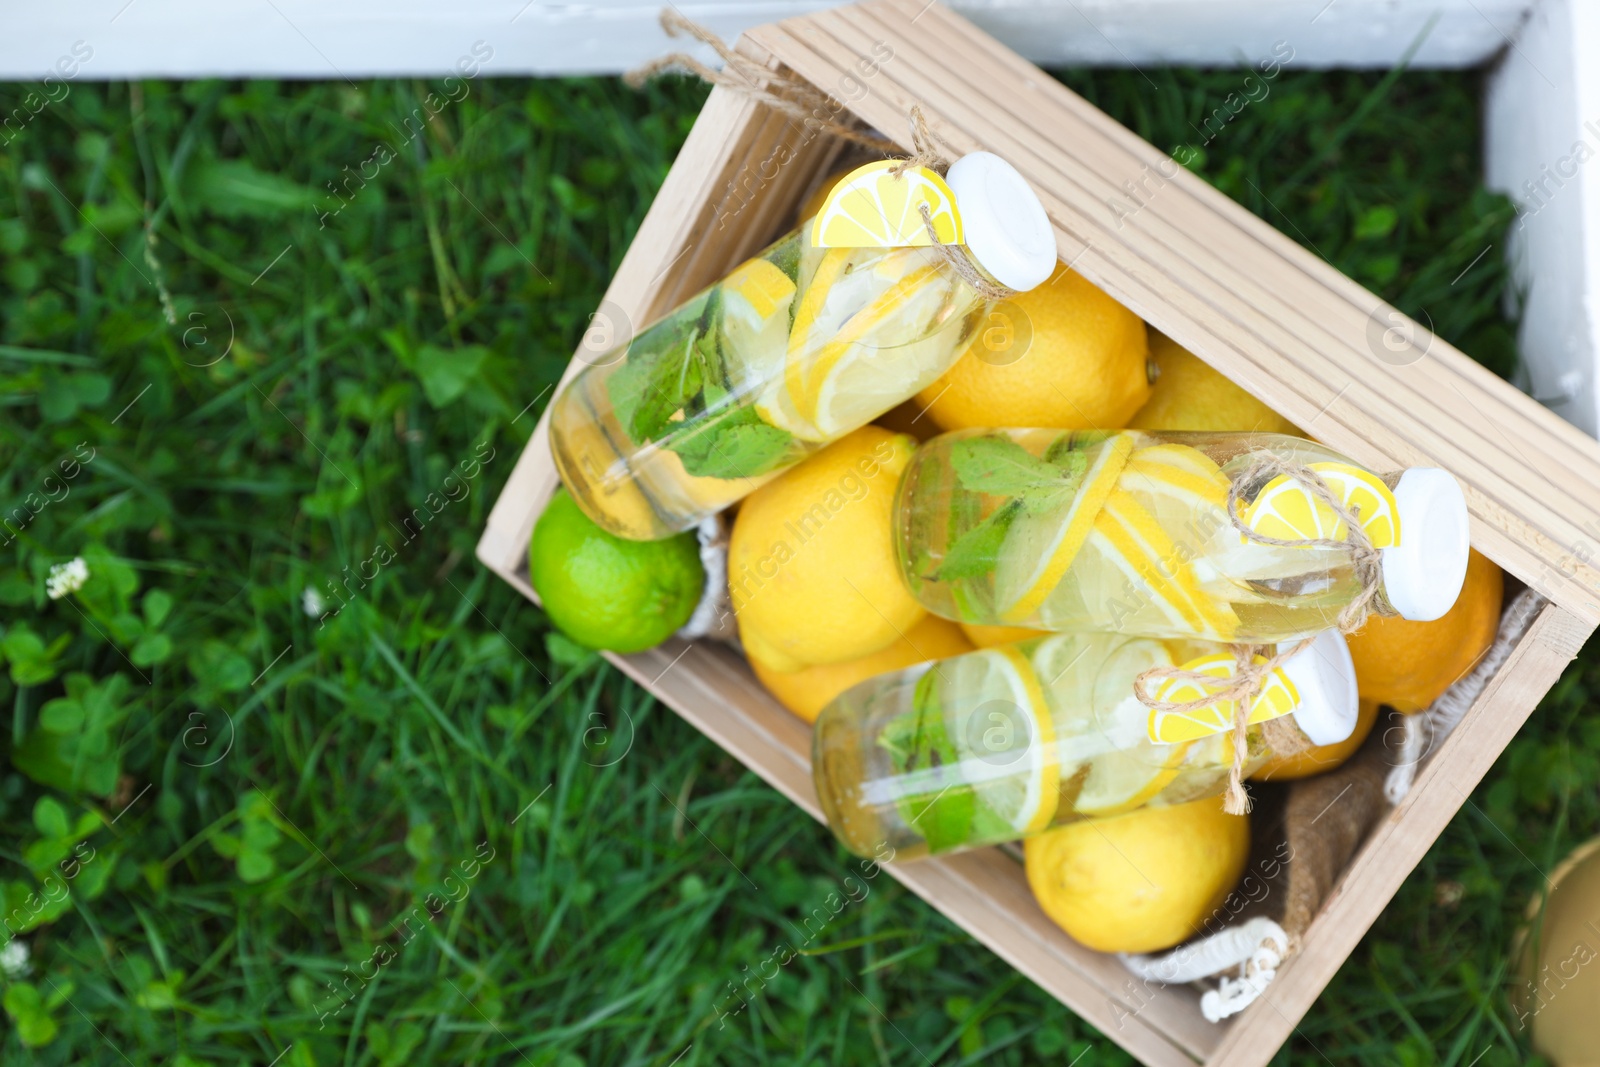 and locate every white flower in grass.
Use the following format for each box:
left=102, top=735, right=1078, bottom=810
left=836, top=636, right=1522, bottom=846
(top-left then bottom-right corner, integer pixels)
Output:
left=301, top=586, right=326, bottom=618
left=0, top=939, right=30, bottom=979
left=46, top=557, right=89, bottom=600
